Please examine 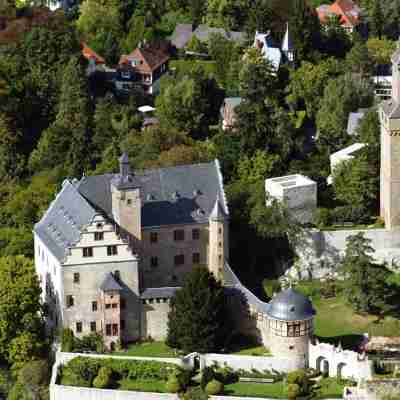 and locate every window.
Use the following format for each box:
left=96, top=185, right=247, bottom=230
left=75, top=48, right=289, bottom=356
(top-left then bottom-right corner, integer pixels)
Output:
left=121, top=320, right=125, bottom=330
left=96, top=223, right=103, bottom=229
left=192, top=229, right=200, bottom=240
left=106, top=324, right=112, bottom=336
left=174, top=230, right=185, bottom=241
left=107, top=245, right=118, bottom=256
left=112, top=324, right=119, bottom=336
left=112, top=303, right=118, bottom=309
left=76, top=322, right=82, bottom=333
left=151, top=256, right=158, bottom=268
left=92, top=301, right=98, bottom=312
left=192, top=253, right=200, bottom=264
left=121, top=298, right=126, bottom=309
left=82, top=247, right=93, bottom=257
left=66, top=295, right=74, bottom=308
left=90, top=321, right=96, bottom=332
left=150, top=232, right=158, bottom=243
left=121, top=71, right=131, bottom=79
left=218, top=227, right=222, bottom=234
left=174, top=254, right=184, bottom=266
left=73, top=273, right=80, bottom=284
left=105, top=304, right=111, bottom=309
left=127, top=199, right=132, bottom=205
left=94, top=232, right=104, bottom=241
